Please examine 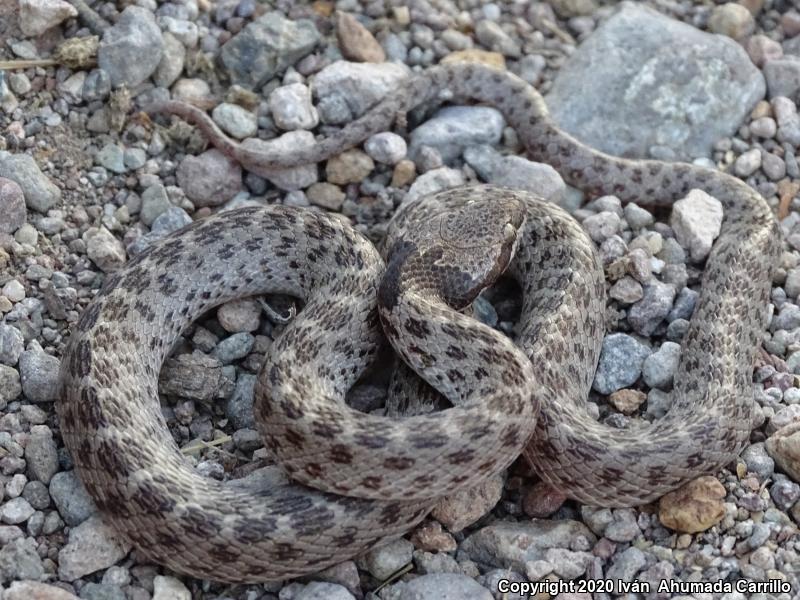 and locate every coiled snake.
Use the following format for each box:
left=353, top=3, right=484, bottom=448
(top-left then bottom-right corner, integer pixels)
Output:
left=58, top=63, right=781, bottom=582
